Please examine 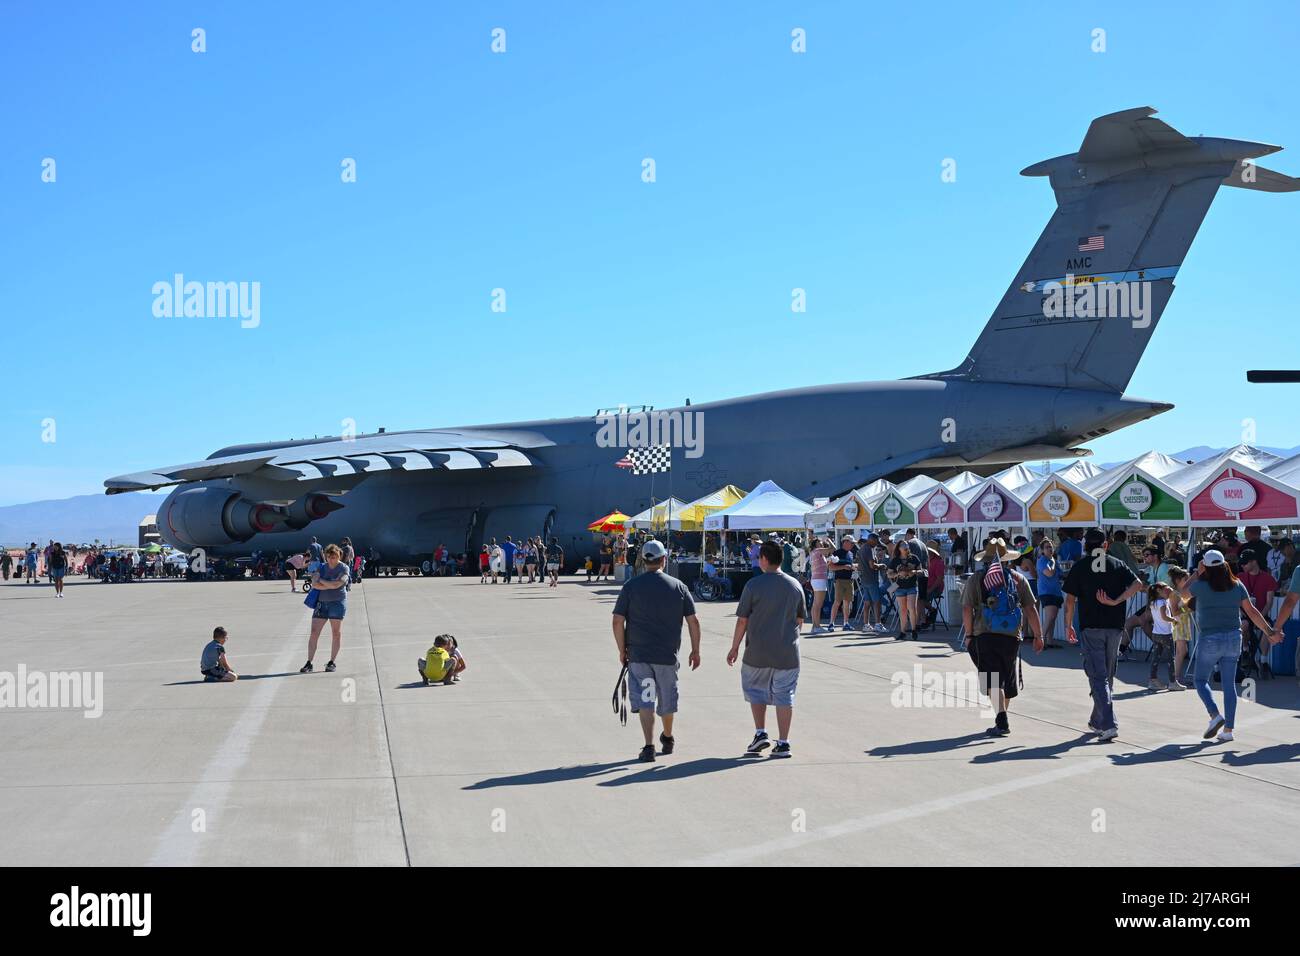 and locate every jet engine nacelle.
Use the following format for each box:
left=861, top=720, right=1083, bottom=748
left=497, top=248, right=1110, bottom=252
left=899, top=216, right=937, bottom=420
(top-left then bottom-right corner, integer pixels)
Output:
left=160, top=485, right=289, bottom=550
left=286, top=493, right=344, bottom=530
